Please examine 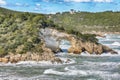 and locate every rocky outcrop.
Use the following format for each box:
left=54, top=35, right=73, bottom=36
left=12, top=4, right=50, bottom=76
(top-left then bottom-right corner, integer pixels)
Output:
left=68, top=39, right=117, bottom=54
left=51, top=57, right=63, bottom=64
left=0, top=44, right=56, bottom=63
left=68, top=46, right=82, bottom=54
left=102, top=45, right=118, bottom=54
left=39, top=28, right=70, bottom=52
left=40, top=28, right=117, bottom=55
left=0, top=53, right=54, bottom=63
left=0, top=28, right=117, bottom=63
left=0, top=58, right=9, bottom=63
